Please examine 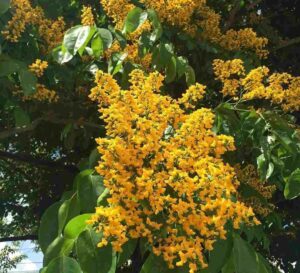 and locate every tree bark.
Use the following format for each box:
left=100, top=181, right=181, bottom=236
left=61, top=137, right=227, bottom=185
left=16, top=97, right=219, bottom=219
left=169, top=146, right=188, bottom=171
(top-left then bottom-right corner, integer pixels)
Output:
left=0, top=150, right=78, bottom=173
left=0, top=235, right=38, bottom=242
